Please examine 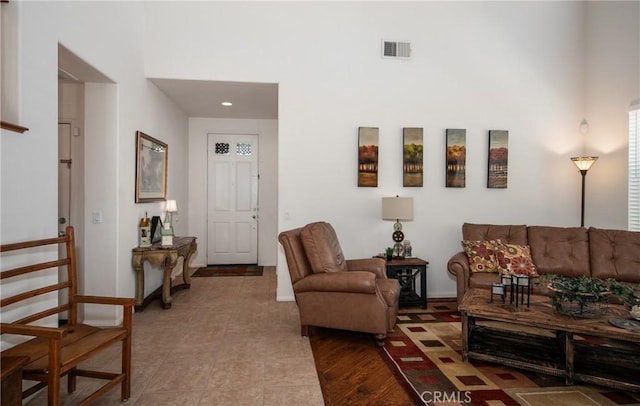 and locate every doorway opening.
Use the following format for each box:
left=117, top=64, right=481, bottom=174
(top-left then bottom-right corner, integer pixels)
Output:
left=58, top=44, right=115, bottom=322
